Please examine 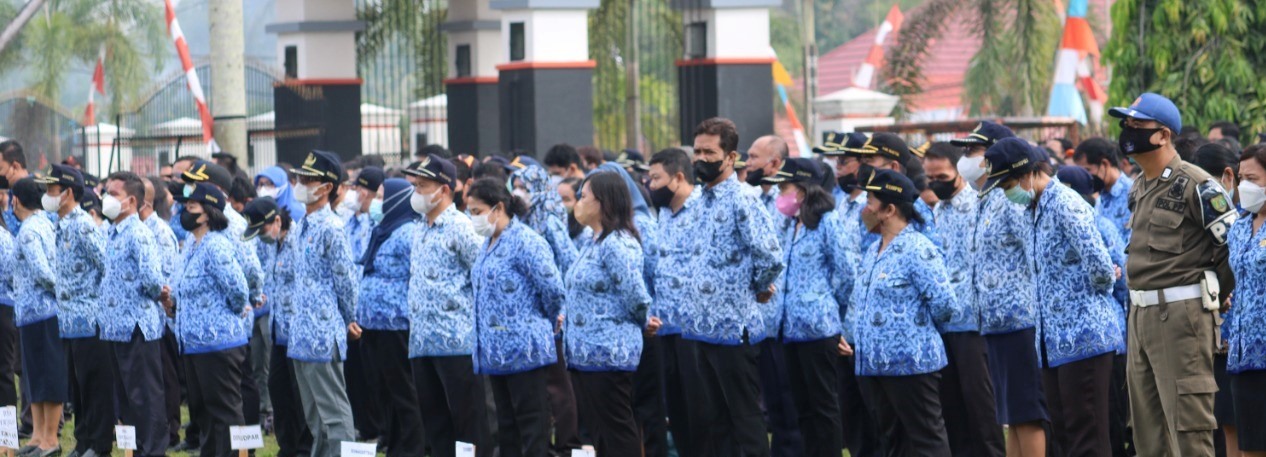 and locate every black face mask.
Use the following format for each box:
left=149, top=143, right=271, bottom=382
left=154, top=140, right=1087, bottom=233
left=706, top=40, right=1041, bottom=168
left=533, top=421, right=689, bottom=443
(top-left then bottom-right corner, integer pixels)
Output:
left=1118, top=125, right=1164, bottom=155
left=837, top=174, right=858, bottom=193
left=694, top=159, right=725, bottom=184
left=744, top=167, right=766, bottom=186
left=0, top=175, right=8, bottom=190
left=167, top=181, right=185, bottom=201
left=1091, top=175, right=1107, bottom=193
left=180, top=210, right=204, bottom=231
left=649, top=183, right=676, bottom=209
left=929, top=179, right=959, bottom=201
